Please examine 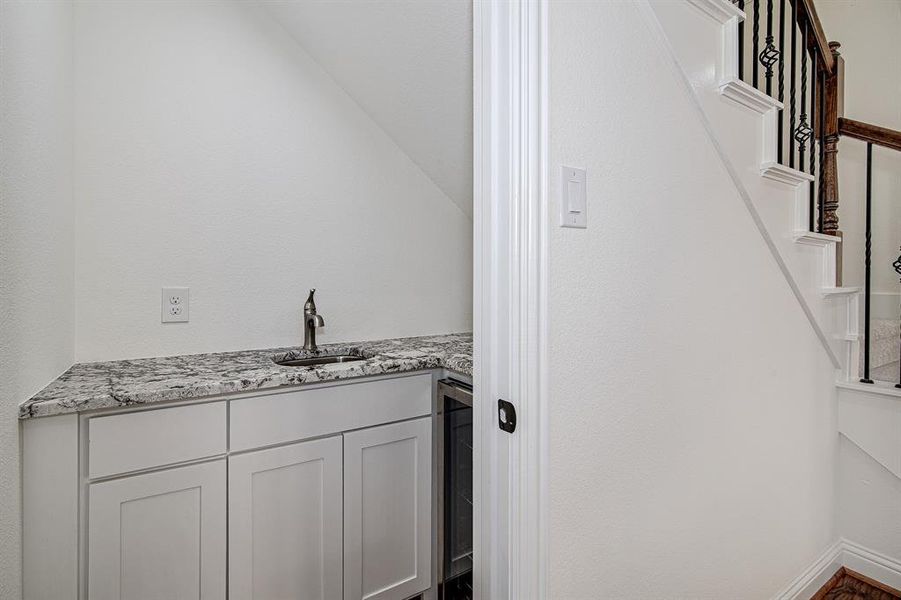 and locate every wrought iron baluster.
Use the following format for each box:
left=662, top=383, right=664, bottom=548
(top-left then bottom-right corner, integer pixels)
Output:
left=789, top=1, right=797, bottom=168
left=760, top=0, right=779, bottom=95
left=817, top=63, right=826, bottom=232
left=894, top=249, right=901, bottom=388
left=861, top=142, right=874, bottom=384
left=809, top=49, right=818, bottom=231
left=739, top=0, right=746, bottom=81
left=753, top=0, right=760, bottom=89
left=777, top=0, right=786, bottom=163
left=796, top=22, right=812, bottom=174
